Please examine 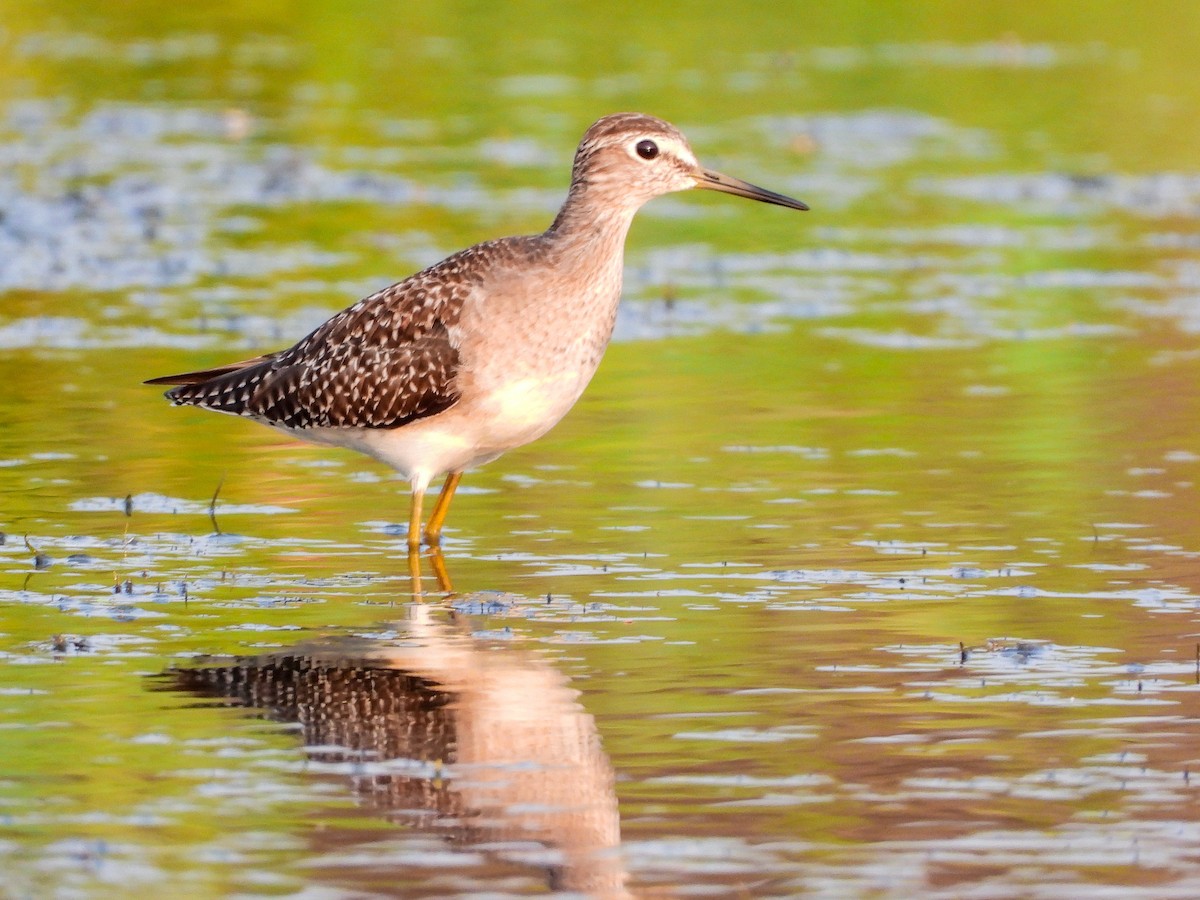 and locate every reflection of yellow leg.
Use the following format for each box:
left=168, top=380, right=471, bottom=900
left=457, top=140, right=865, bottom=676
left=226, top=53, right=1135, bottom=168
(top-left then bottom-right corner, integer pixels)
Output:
left=407, top=485, right=425, bottom=552
left=427, top=545, right=454, bottom=594
left=406, top=547, right=452, bottom=598
left=424, top=472, right=462, bottom=546
left=407, top=546, right=423, bottom=597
